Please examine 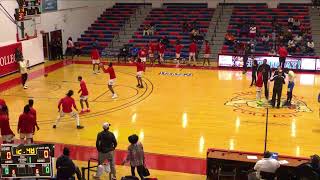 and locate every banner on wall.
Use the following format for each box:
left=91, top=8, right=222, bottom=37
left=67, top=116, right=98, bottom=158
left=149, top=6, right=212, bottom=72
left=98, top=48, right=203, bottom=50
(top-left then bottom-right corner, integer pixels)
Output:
left=42, top=0, right=58, bottom=12
left=0, top=43, right=22, bottom=77
left=218, top=54, right=318, bottom=71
